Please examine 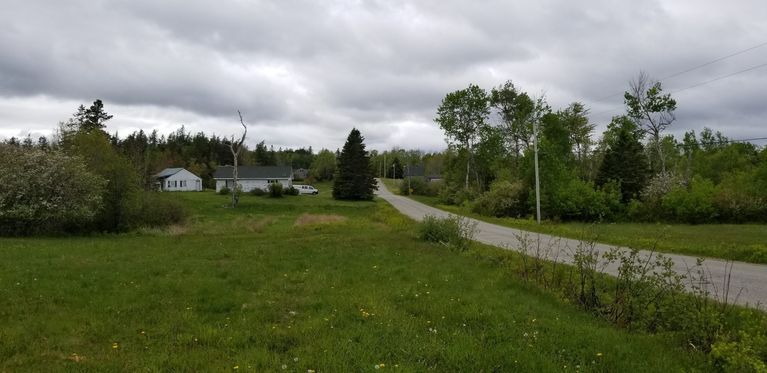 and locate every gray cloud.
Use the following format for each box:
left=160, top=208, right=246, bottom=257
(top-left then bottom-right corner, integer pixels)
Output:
left=1, top=0, right=766, bottom=150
